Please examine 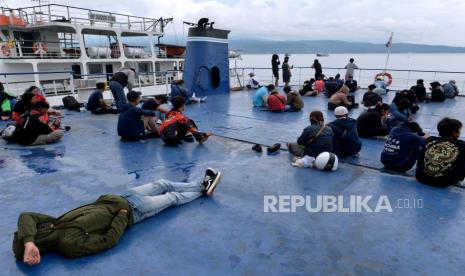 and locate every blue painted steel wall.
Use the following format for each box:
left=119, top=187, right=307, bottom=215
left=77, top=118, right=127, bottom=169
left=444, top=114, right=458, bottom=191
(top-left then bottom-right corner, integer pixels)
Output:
left=183, top=41, right=230, bottom=97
